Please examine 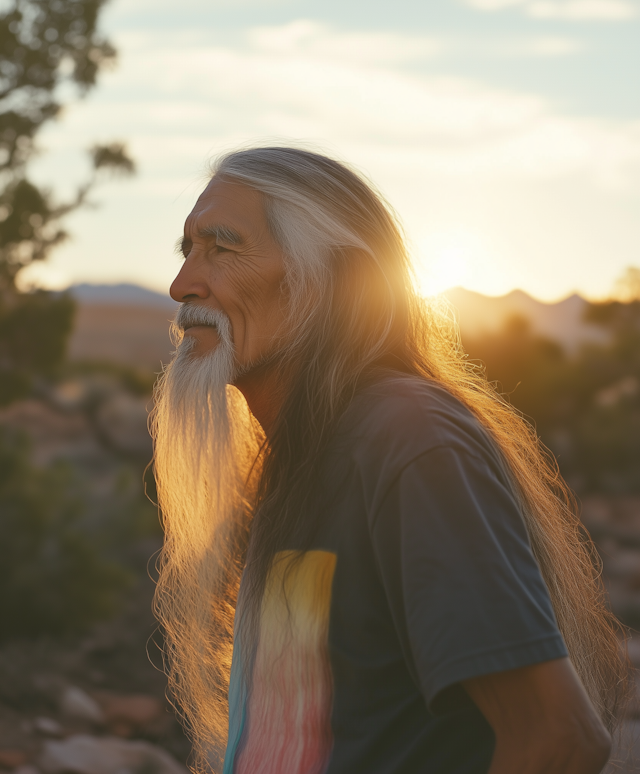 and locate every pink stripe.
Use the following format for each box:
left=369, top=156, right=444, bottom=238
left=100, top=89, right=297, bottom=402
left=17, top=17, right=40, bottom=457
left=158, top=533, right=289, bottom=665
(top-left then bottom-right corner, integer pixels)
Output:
left=234, top=551, right=336, bottom=774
